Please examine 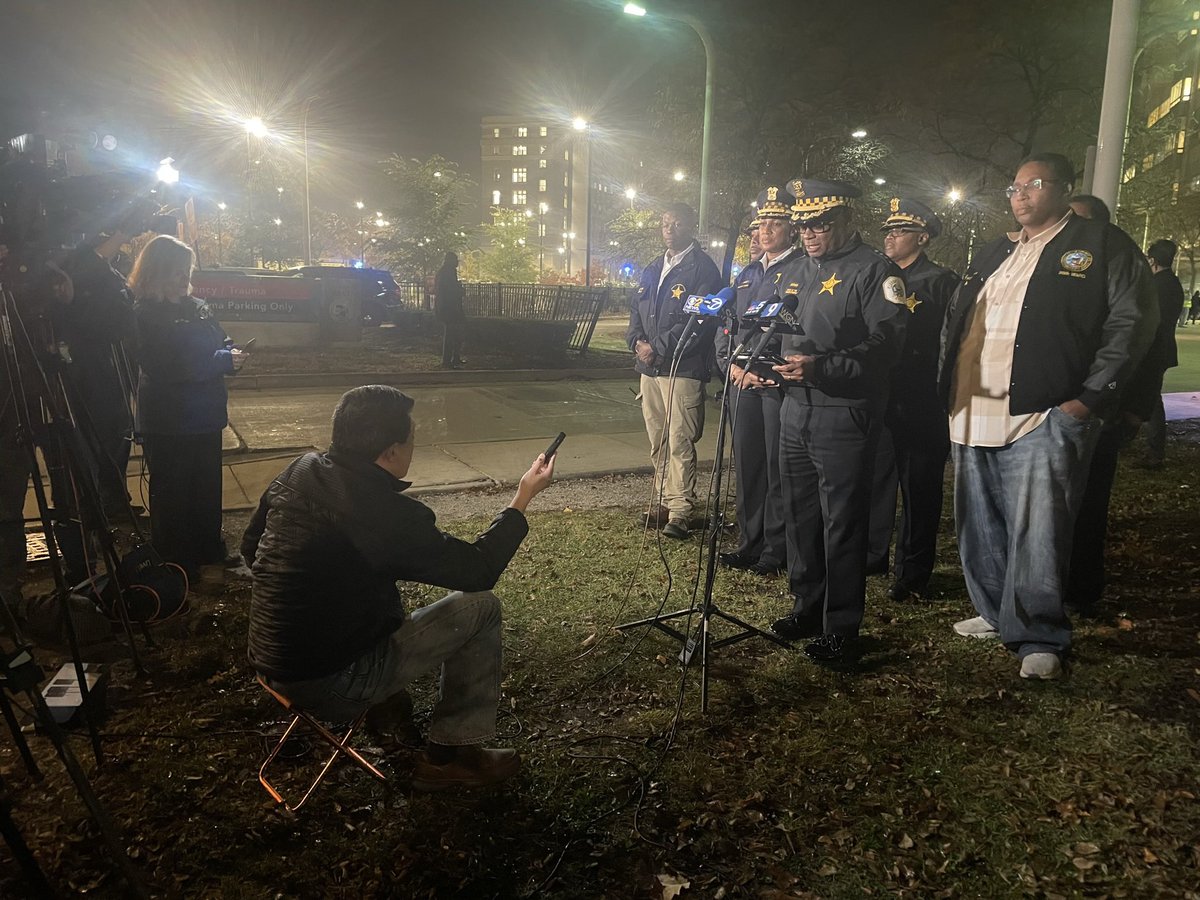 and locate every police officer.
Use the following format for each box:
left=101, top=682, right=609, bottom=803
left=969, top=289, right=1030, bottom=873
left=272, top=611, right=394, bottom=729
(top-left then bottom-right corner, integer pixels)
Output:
left=767, top=179, right=908, bottom=661
left=866, top=199, right=960, bottom=601
left=717, top=187, right=796, bottom=576
left=627, top=202, right=724, bottom=539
